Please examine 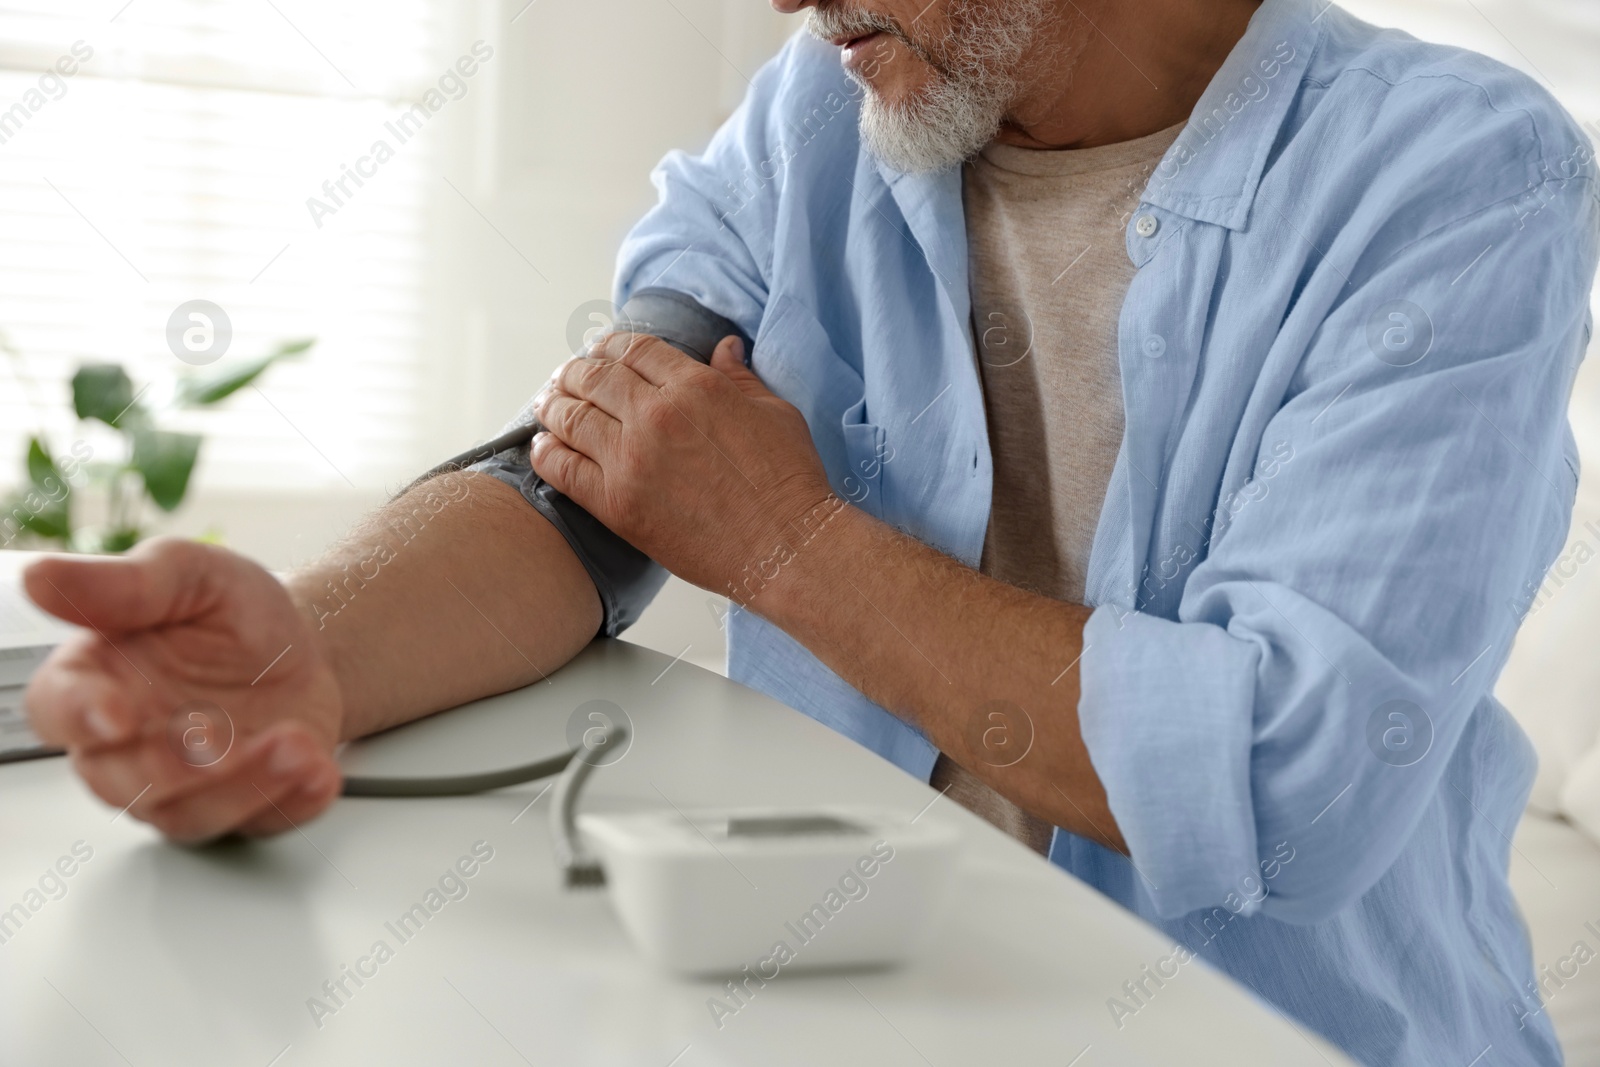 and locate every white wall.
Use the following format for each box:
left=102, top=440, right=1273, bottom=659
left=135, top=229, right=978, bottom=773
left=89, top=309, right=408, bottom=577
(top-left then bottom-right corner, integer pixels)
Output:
left=156, top=0, right=796, bottom=673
